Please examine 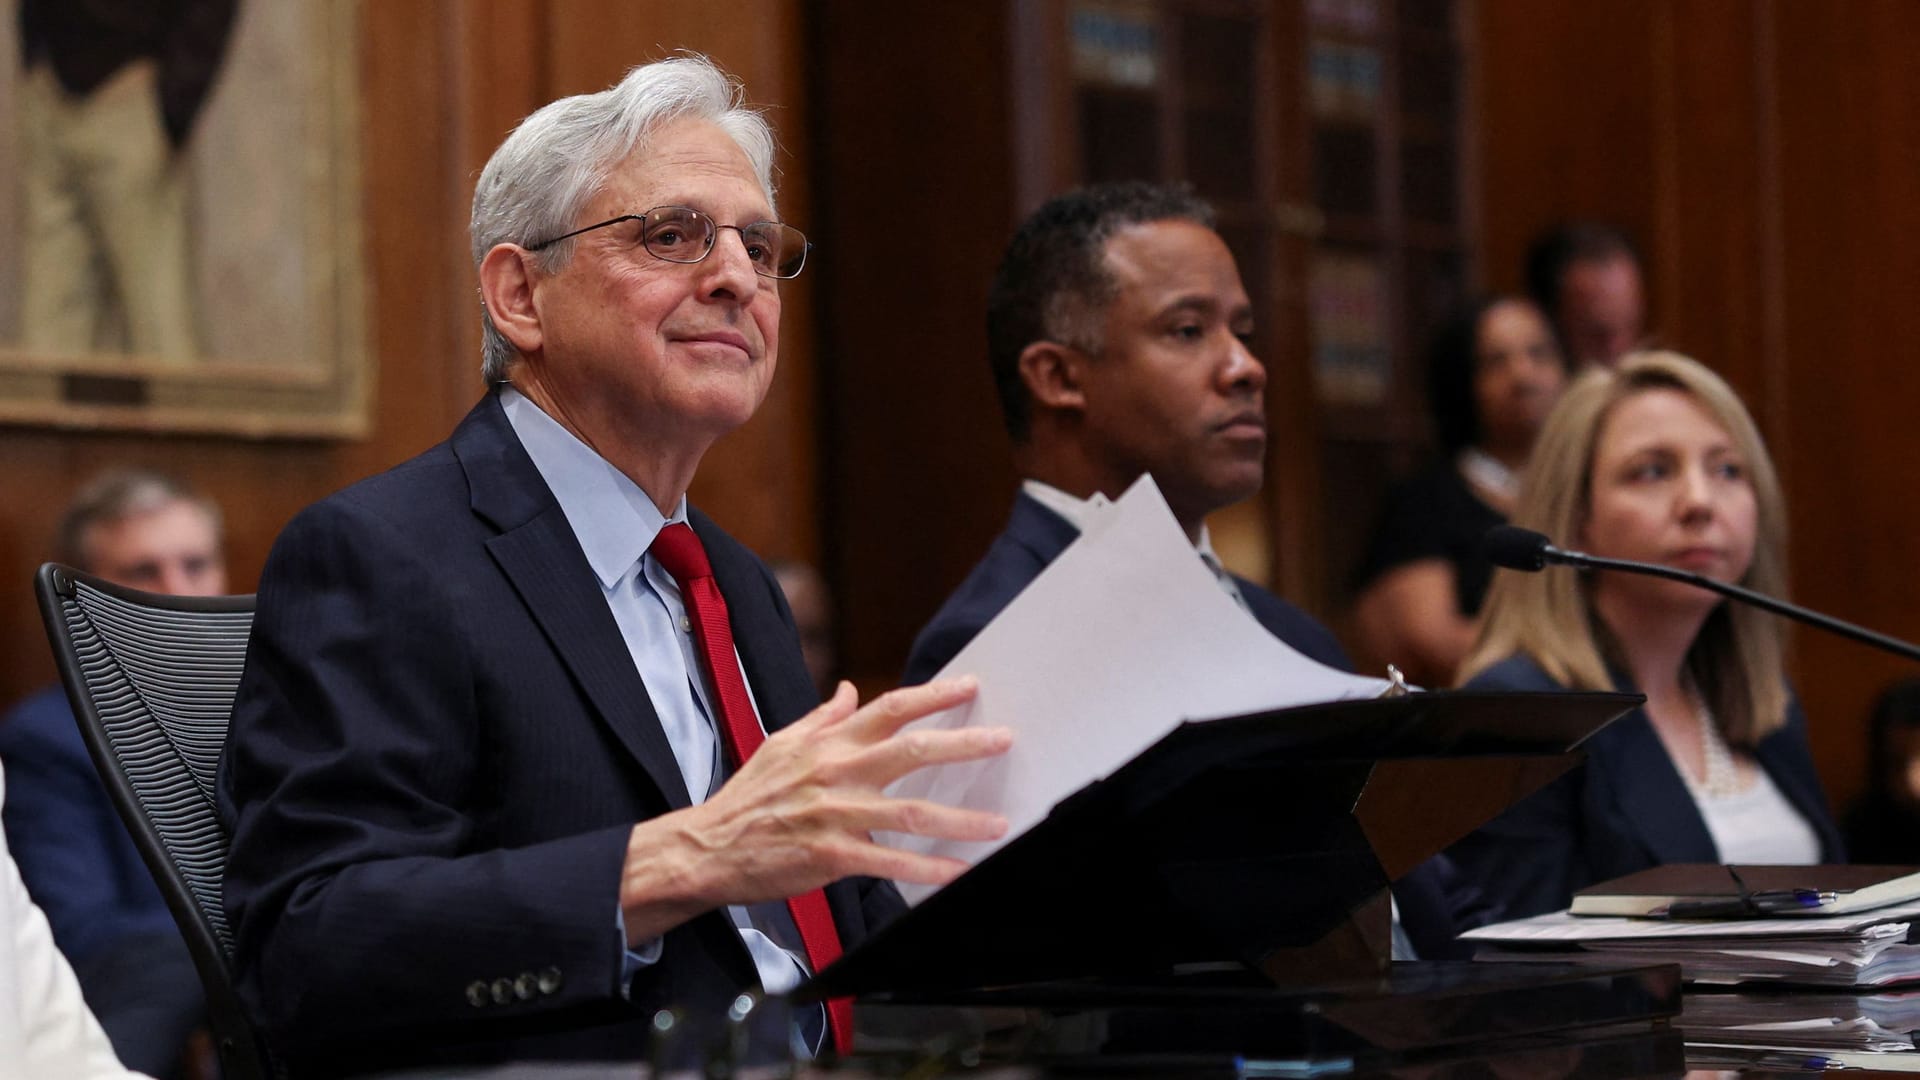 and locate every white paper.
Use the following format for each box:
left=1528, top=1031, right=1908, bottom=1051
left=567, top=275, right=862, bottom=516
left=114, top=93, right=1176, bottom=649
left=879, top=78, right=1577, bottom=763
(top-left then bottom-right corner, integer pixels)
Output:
left=1466, top=900, right=1920, bottom=988
left=881, top=476, right=1388, bottom=905
left=1460, top=901, right=1920, bottom=944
